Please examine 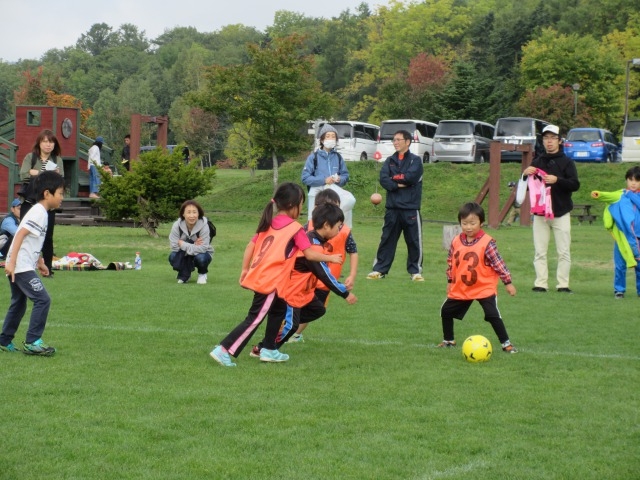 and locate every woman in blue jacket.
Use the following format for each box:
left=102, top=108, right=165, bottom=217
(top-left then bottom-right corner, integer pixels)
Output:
left=301, top=124, right=356, bottom=227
